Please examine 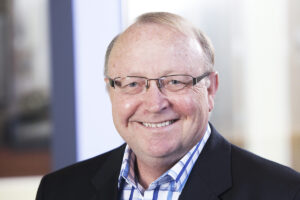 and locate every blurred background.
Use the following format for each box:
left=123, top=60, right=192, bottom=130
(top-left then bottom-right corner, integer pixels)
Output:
left=0, top=0, right=299, bottom=199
